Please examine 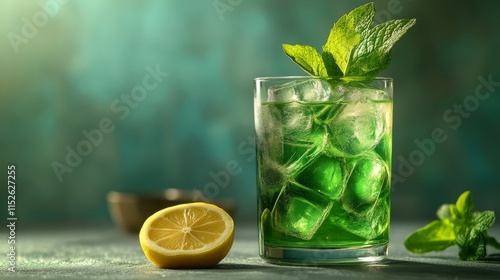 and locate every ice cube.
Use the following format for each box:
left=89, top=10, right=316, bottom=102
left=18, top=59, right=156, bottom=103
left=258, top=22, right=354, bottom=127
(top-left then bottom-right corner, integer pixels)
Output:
left=281, top=102, right=314, bottom=140
left=311, top=103, right=342, bottom=125
left=294, top=154, right=345, bottom=199
left=295, top=79, right=332, bottom=102
left=257, top=156, right=286, bottom=210
left=271, top=181, right=333, bottom=240
left=332, top=82, right=391, bottom=102
left=267, top=81, right=298, bottom=102
left=257, top=104, right=284, bottom=160
left=258, top=157, right=286, bottom=187
left=283, top=140, right=320, bottom=170
left=329, top=197, right=390, bottom=240
left=283, top=126, right=330, bottom=174
left=267, top=79, right=332, bottom=102
left=281, top=103, right=329, bottom=167
left=342, top=154, right=388, bottom=213
left=257, top=103, right=329, bottom=171
left=327, top=100, right=387, bottom=156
